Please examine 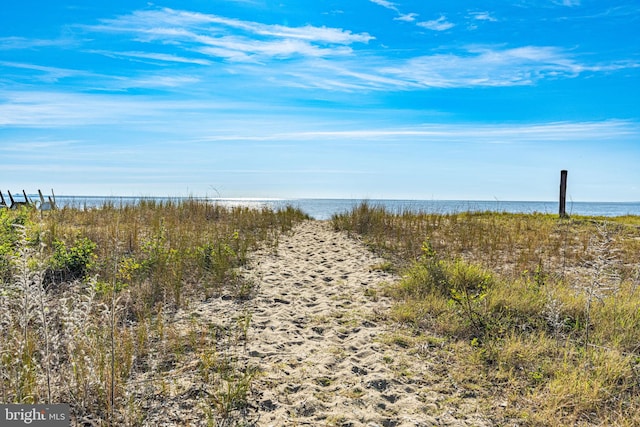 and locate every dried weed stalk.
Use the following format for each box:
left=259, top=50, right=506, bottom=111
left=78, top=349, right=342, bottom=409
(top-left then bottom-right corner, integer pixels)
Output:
left=574, top=223, right=621, bottom=351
